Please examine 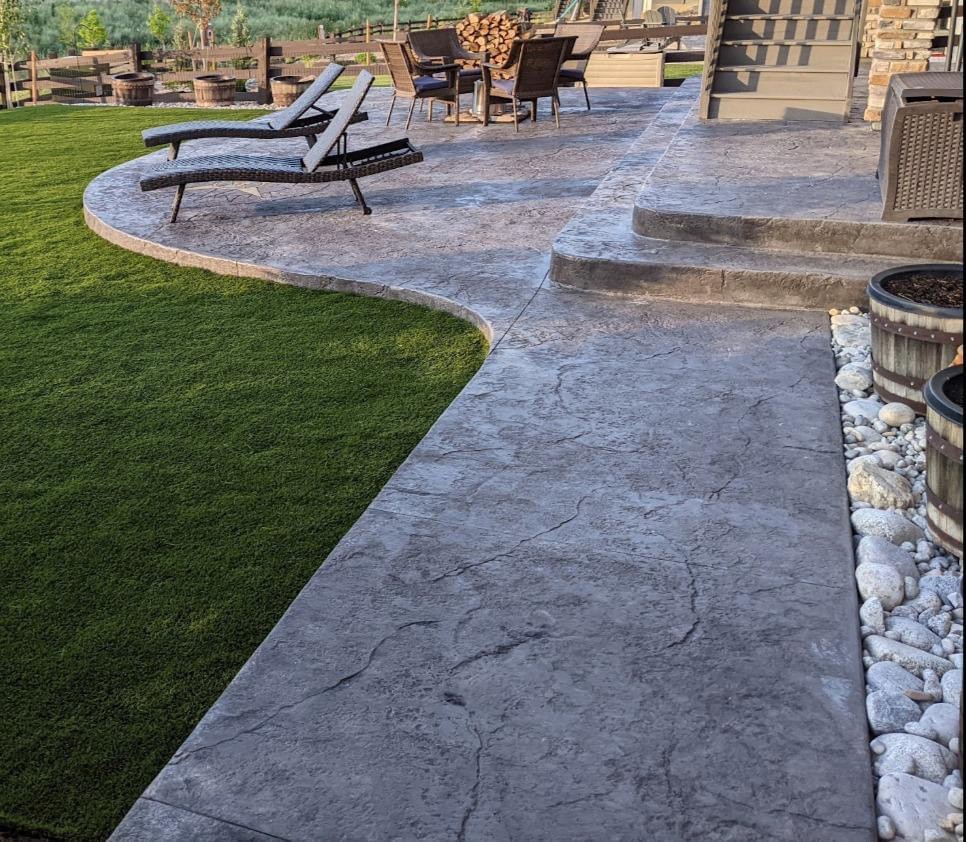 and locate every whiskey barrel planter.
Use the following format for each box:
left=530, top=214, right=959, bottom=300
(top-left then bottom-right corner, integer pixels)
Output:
left=194, top=75, right=236, bottom=106
left=924, top=365, right=963, bottom=558
left=270, top=75, right=314, bottom=107
left=868, top=264, right=964, bottom=414
left=113, top=72, right=155, bottom=106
